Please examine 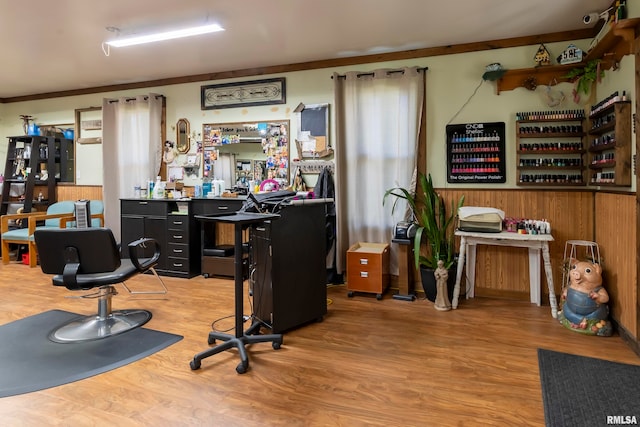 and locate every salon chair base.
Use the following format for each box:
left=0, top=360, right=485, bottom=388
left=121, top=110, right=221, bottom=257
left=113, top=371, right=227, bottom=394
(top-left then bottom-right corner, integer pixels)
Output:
left=49, top=284, right=152, bottom=343
left=51, top=309, right=152, bottom=343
